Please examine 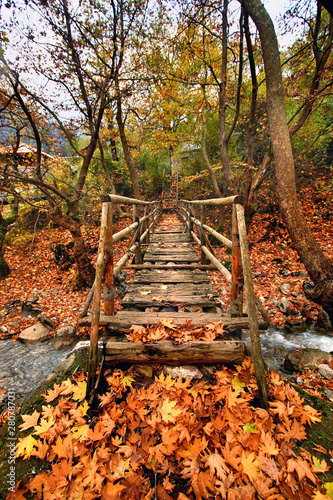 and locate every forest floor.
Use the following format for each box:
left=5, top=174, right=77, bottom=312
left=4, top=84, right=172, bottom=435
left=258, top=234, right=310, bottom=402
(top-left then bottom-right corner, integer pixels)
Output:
left=0, top=169, right=333, bottom=498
